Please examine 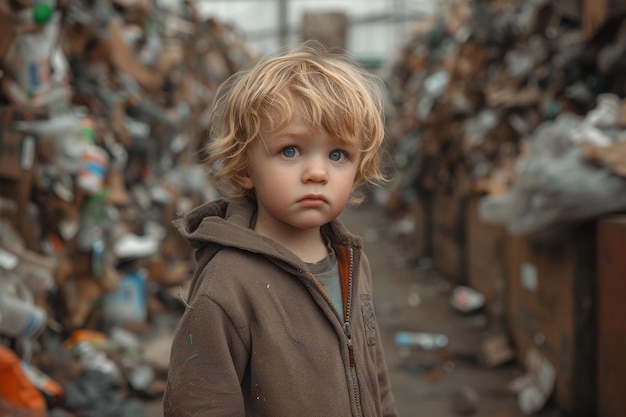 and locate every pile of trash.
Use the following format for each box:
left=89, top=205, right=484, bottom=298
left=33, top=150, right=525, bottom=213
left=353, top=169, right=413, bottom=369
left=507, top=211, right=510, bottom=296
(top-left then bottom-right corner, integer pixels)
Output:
left=379, top=1, right=626, bottom=415
left=479, top=95, right=626, bottom=235
left=382, top=0, right=626, bottom=235
left=0, top=0, right=258, bottom=415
